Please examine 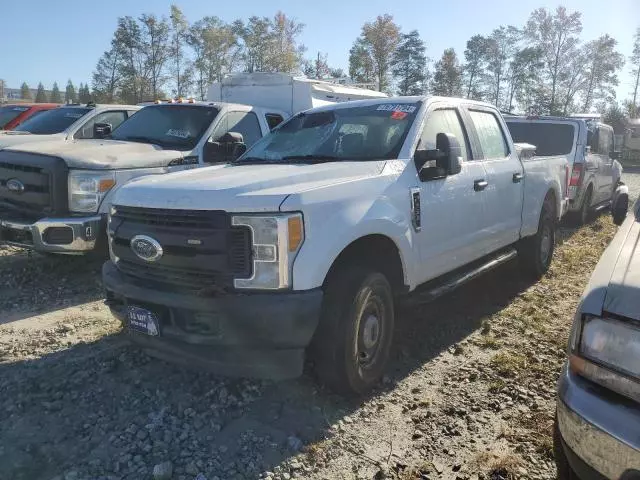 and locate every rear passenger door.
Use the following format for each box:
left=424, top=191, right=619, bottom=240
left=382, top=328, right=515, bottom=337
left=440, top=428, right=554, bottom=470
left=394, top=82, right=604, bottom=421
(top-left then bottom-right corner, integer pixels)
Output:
left=466, top=107, right=524, bottom=253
